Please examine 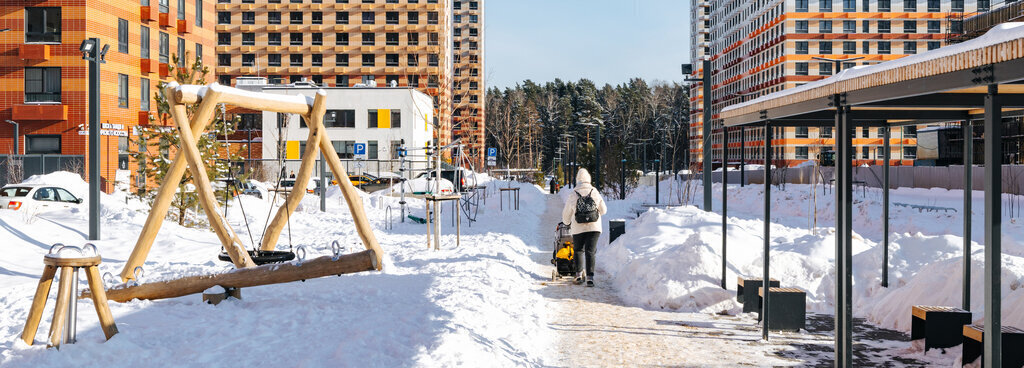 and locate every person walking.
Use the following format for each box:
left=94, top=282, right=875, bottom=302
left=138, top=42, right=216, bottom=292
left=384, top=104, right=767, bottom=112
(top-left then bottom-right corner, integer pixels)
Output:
left=561, top=168, right=607, bottom=287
